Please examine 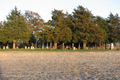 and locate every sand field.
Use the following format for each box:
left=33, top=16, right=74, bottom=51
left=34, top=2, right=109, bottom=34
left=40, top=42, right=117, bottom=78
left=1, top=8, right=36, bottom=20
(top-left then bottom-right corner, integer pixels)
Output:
left=0, top=51, right=120, bottom=80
